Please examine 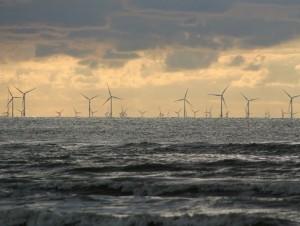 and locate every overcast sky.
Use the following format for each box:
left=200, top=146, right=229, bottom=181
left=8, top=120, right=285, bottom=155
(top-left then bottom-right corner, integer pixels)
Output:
left=1, top=0, right=300, bottom=117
